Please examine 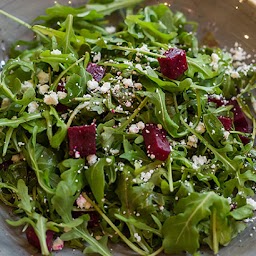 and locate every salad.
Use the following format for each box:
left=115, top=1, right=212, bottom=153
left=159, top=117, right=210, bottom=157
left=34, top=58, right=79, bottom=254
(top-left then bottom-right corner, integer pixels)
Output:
left=0, top=0, right=256, bottom=255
